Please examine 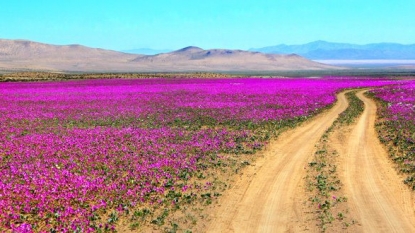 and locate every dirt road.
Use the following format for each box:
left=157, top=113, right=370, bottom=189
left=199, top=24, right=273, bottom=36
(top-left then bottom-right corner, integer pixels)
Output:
left=207, top=92, right=350, bottom=232
left=334, top=91, right=415, bottom=232
left=207, top=90, right=415, bottom=232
